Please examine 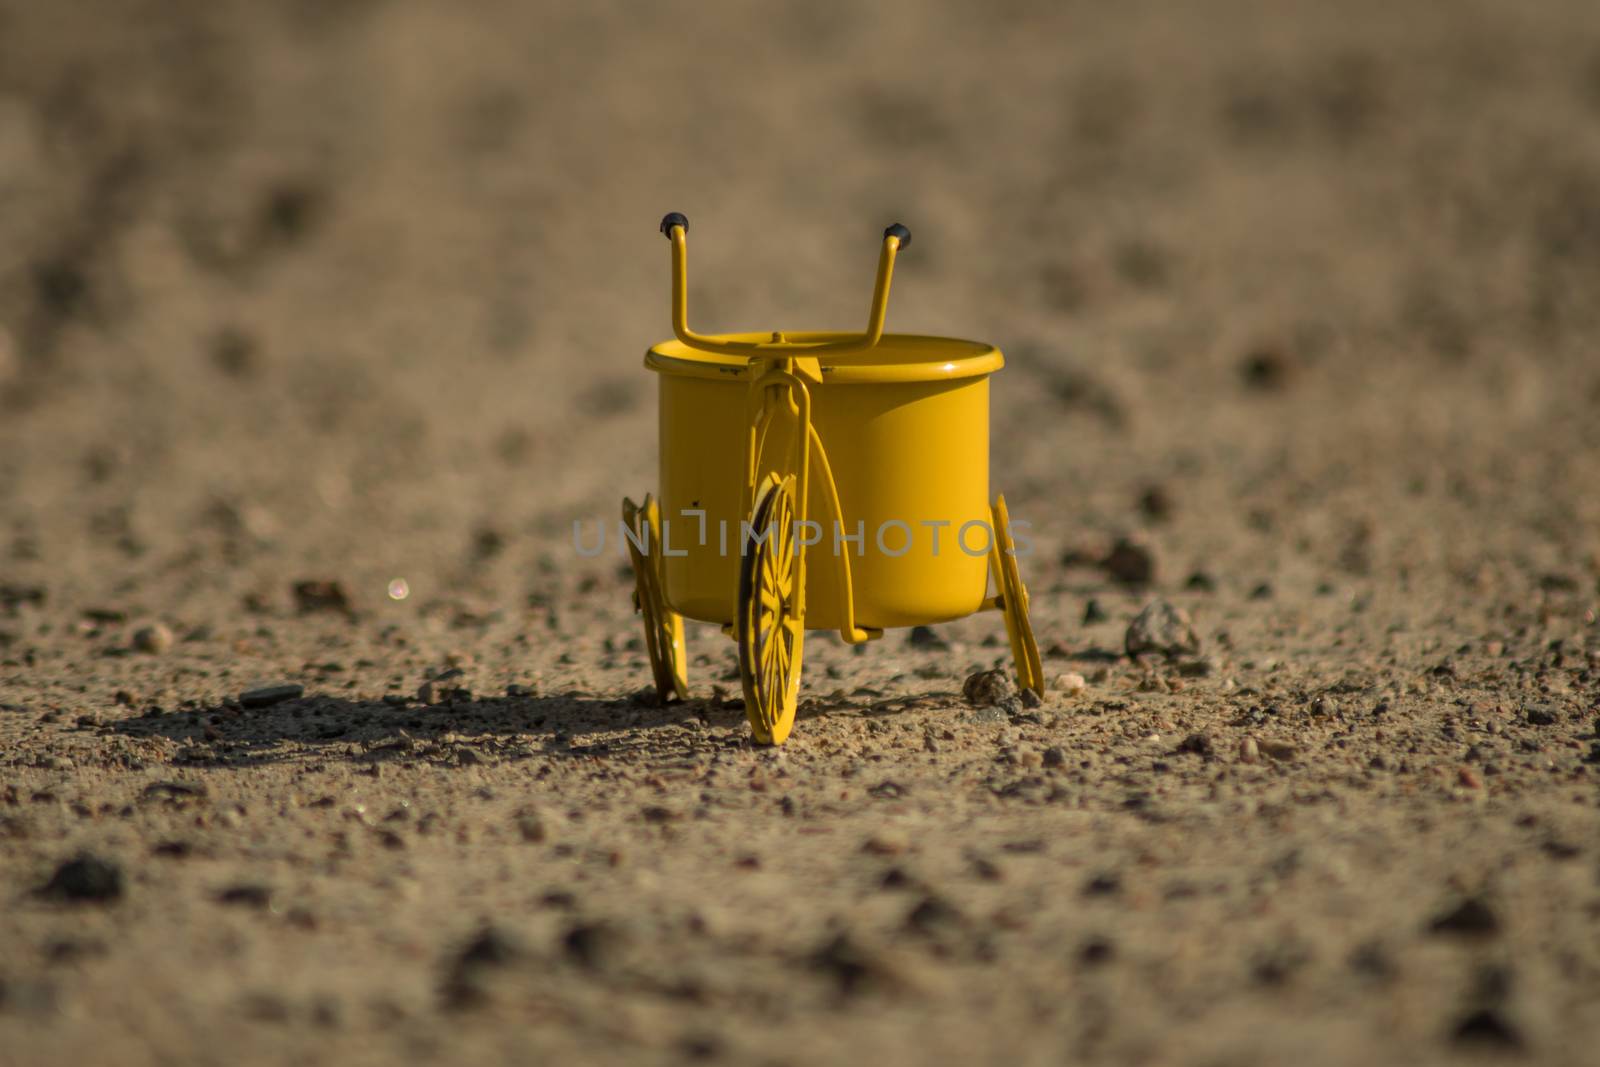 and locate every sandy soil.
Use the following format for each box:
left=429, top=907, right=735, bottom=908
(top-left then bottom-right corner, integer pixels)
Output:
left=2, top=1, right=1599, bottom=1064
